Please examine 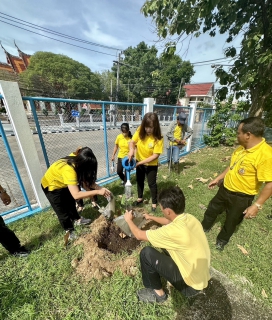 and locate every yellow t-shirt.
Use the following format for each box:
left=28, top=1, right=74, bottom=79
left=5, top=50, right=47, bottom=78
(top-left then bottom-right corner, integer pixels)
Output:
left=146, top=213, right=210, bottom=290
left=115, top=134, right=131, bottom=159
left=224, top=139, right=272, bottom=195
left=132, top=129, right=164, bottom=166
left=41, top=159, right=78, bottom=191
left=170, top=125, right=182, bottom=146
